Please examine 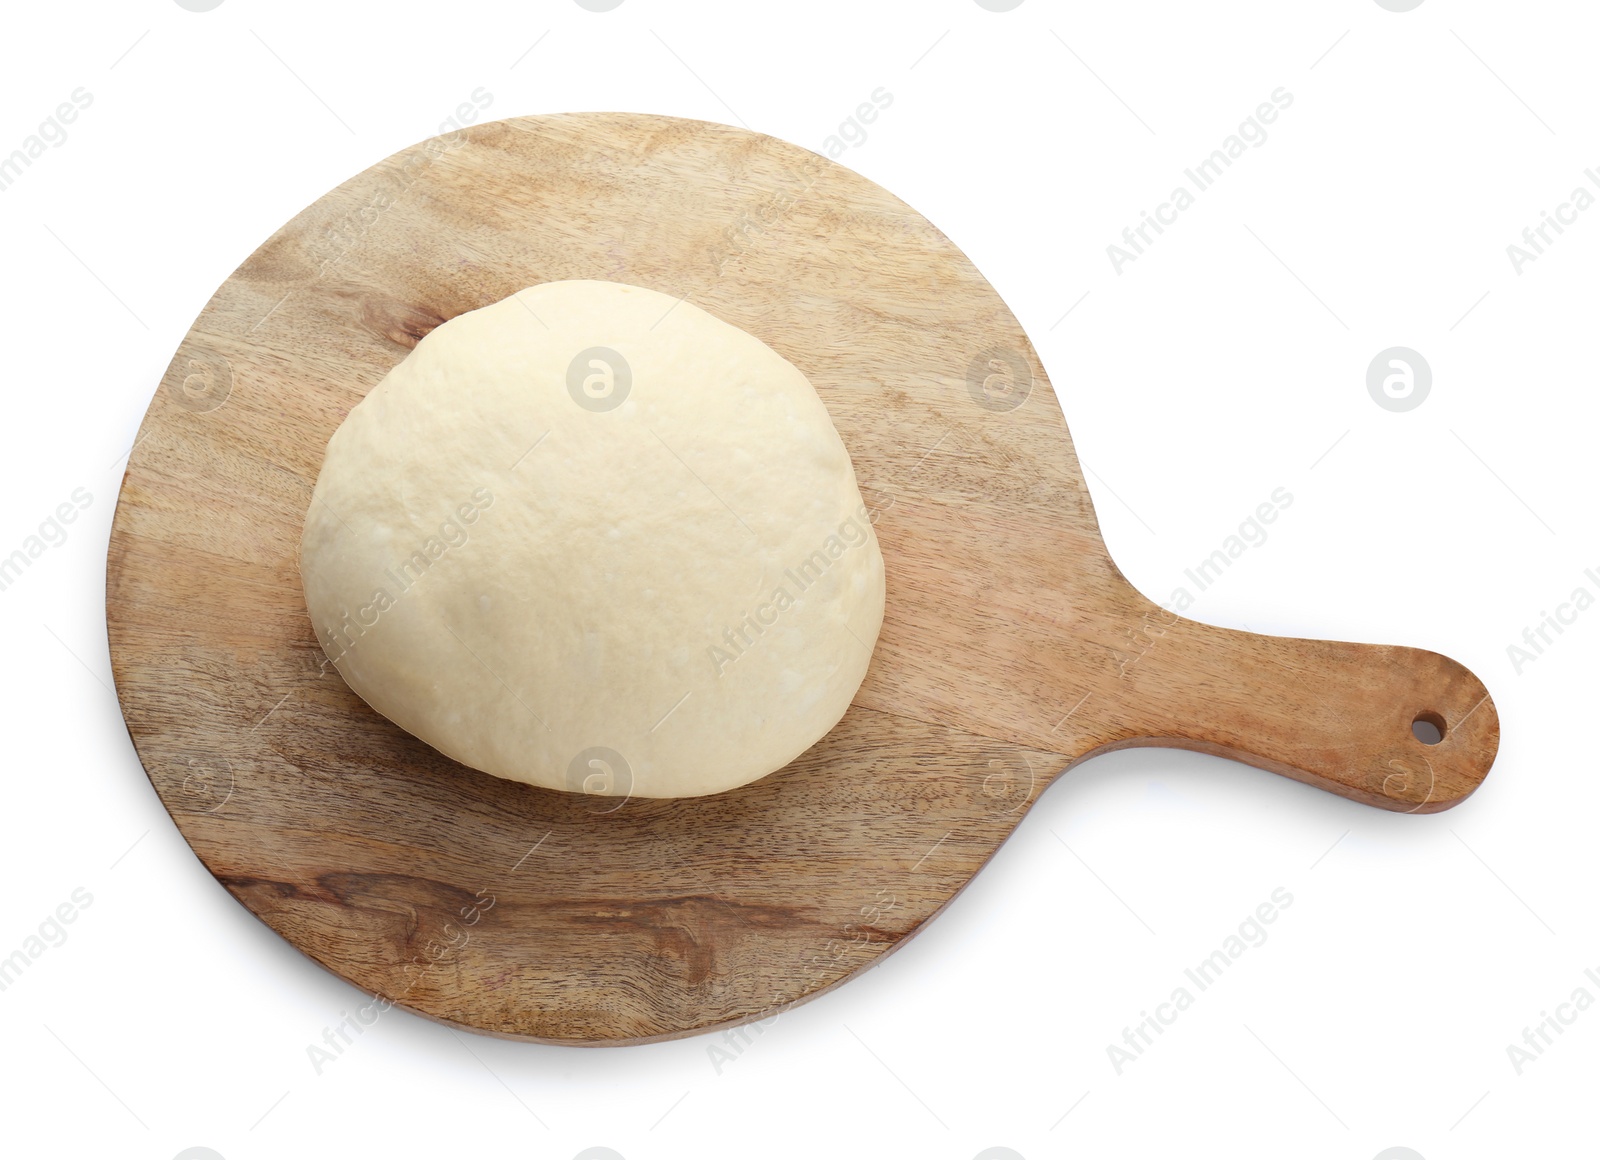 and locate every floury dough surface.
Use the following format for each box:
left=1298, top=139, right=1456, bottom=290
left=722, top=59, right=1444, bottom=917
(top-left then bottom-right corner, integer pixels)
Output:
left=299, top=280, right=885, bottom=799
